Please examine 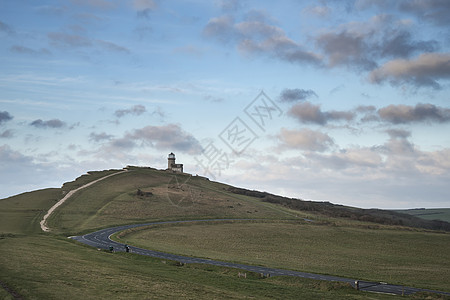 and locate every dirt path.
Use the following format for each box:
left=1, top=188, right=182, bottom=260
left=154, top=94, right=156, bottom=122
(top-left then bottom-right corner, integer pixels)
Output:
left=40, top=170, right=128, bottom=232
